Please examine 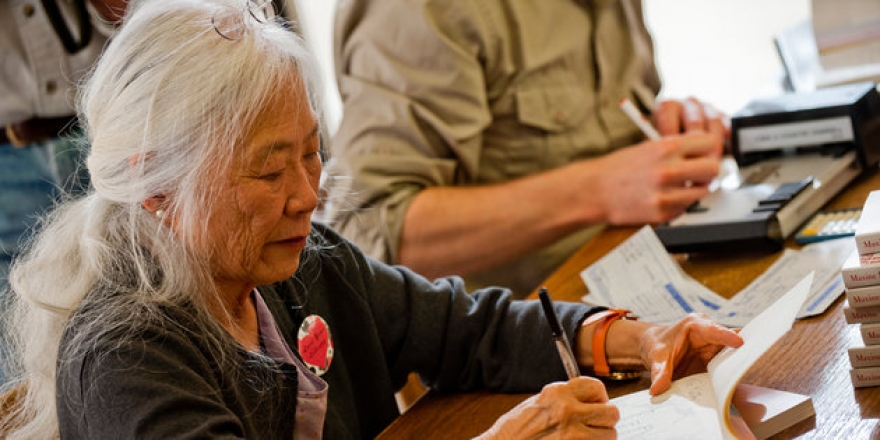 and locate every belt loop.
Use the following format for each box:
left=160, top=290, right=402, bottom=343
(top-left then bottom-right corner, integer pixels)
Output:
left=2, top=116, right=78, bottom=148
left=4, top=124, right=28, bottom=148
